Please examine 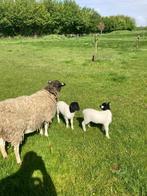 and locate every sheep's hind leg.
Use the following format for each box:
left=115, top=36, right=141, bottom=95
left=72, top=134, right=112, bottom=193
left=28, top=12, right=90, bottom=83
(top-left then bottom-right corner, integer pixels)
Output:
left=82, top=121, right=87, bottom=132
left=104, top=124, right=110, bottom=139
left=70, top=118, right=74, bottom=130
left=44, top=122, right=49, bottom=137
left=65, top=118, right=69, bottom=128
left=0, top=138, right=7, bottom=158
left=14, top=144, right=21, bottom=164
